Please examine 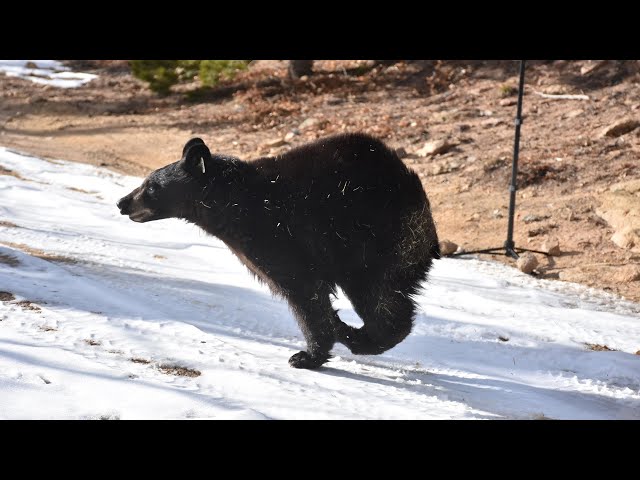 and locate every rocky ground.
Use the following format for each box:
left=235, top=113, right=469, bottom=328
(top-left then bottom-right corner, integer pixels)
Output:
left=1, top=60, right=639, bottom=301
